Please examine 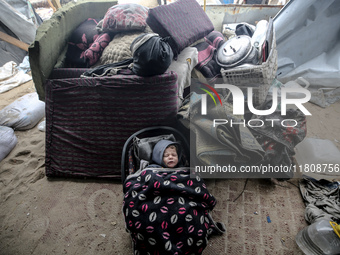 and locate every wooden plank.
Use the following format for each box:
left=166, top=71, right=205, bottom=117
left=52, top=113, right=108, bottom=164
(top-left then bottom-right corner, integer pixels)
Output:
left=51, top=0, right=61, bottom=9
left=47, top=0, right=57, bottom=12
left=0, top=31, right=29, bottom=52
